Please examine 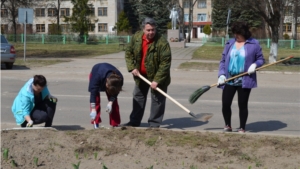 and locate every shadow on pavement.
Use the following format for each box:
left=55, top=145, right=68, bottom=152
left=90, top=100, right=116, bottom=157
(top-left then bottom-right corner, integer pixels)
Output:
left=246, top=120, right=288, bottom=132
left=162, top=117, right=209, bottom=129
left=1, top=64, right=30, bottom=70
left=204, top=120, right=288, bottom=133
left=52, top=125, right=85, bottom=131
